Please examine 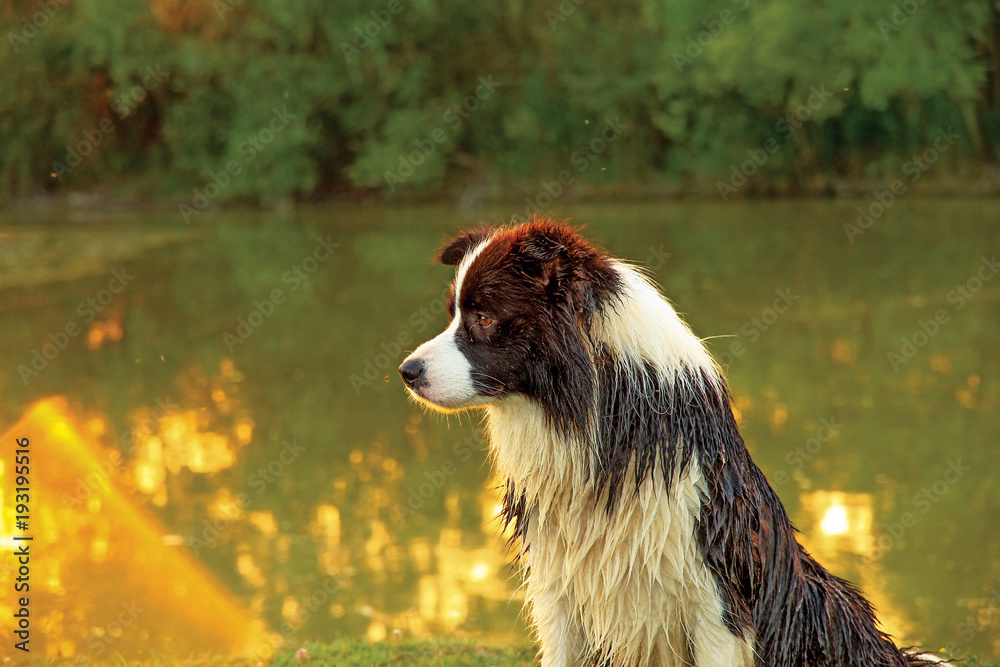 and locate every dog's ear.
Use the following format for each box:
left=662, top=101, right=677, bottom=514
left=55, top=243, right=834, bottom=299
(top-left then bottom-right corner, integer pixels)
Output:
left=521, top=226, right=569, bottom=262
left=439, top=228, right=491, bottom=266
left=519, top=221, right=578, bottom=290
left=519, top=221, right=619, bottom=317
